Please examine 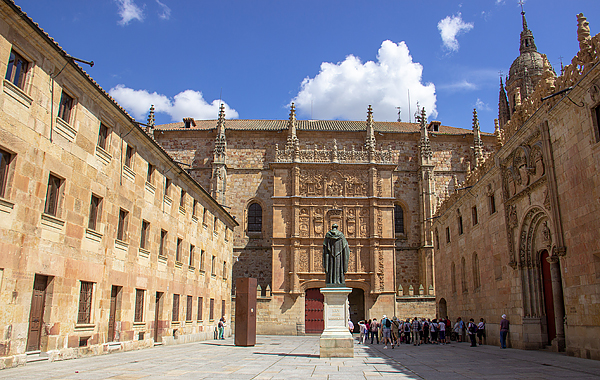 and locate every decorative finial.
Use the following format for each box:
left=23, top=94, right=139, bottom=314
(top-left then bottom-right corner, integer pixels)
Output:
left=289, top=102, right=296, bottom=122
left=366, top=105, right=376, bottom=153
left=147, top=104, right=155, bottom=127
left=472, top=108, right=479, bottom=130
